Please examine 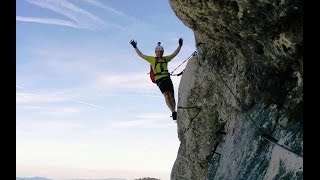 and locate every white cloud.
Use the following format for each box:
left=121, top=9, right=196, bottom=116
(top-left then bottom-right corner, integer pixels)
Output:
left=16, top=120, right=82, bottom=138
left=109, top=119, right=172, bottom=129
left=16, top=92, right=69, bottom=104
left=16, top=16, right=82, bottom=29
left=70, top=99, right=105, bottom=109
left=86, top=112, right=175, bottom=135
left=29, top=121, right=81, bottom=130
left=16, top=64, right=160, bottom=106
left=82, top=0, right=126, bottom=17
left=92, top=72, right=155, bottom=91
left=16, top=85, right=26, bottom=89
left=107, top=112, right=175, bottom=129
left=23, top=0, right=121, bottom=30
left=82, top=0, right=140, bottom=23
left=100, top=92, right=161, bottom=98
left=133, top=113, right=170, bottom=119
left=16, top=91, right=105, bottom=111
left=18, top=105, right=79, bottom=114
